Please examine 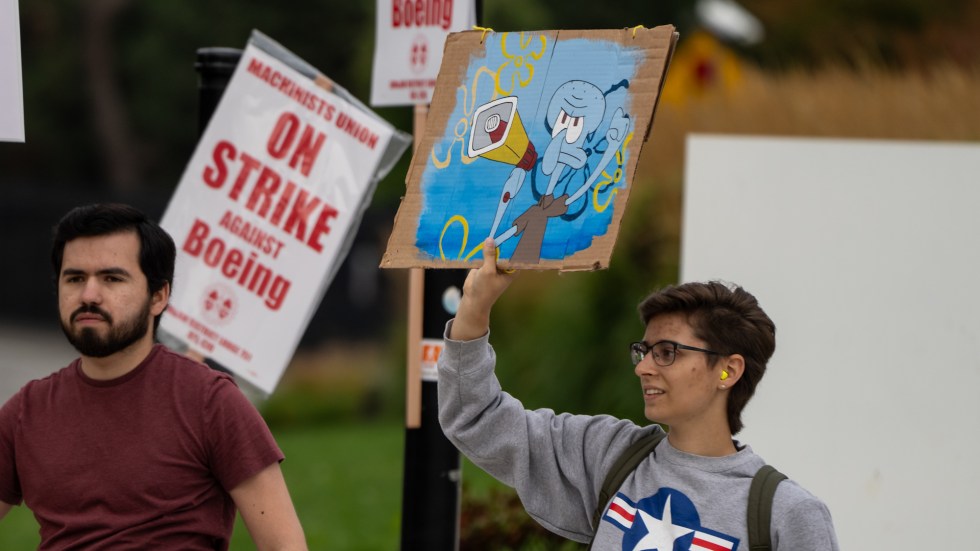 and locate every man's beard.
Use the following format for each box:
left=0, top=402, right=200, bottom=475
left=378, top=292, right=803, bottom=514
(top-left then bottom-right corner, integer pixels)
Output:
left=61, top=299, right=152, bottom=358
